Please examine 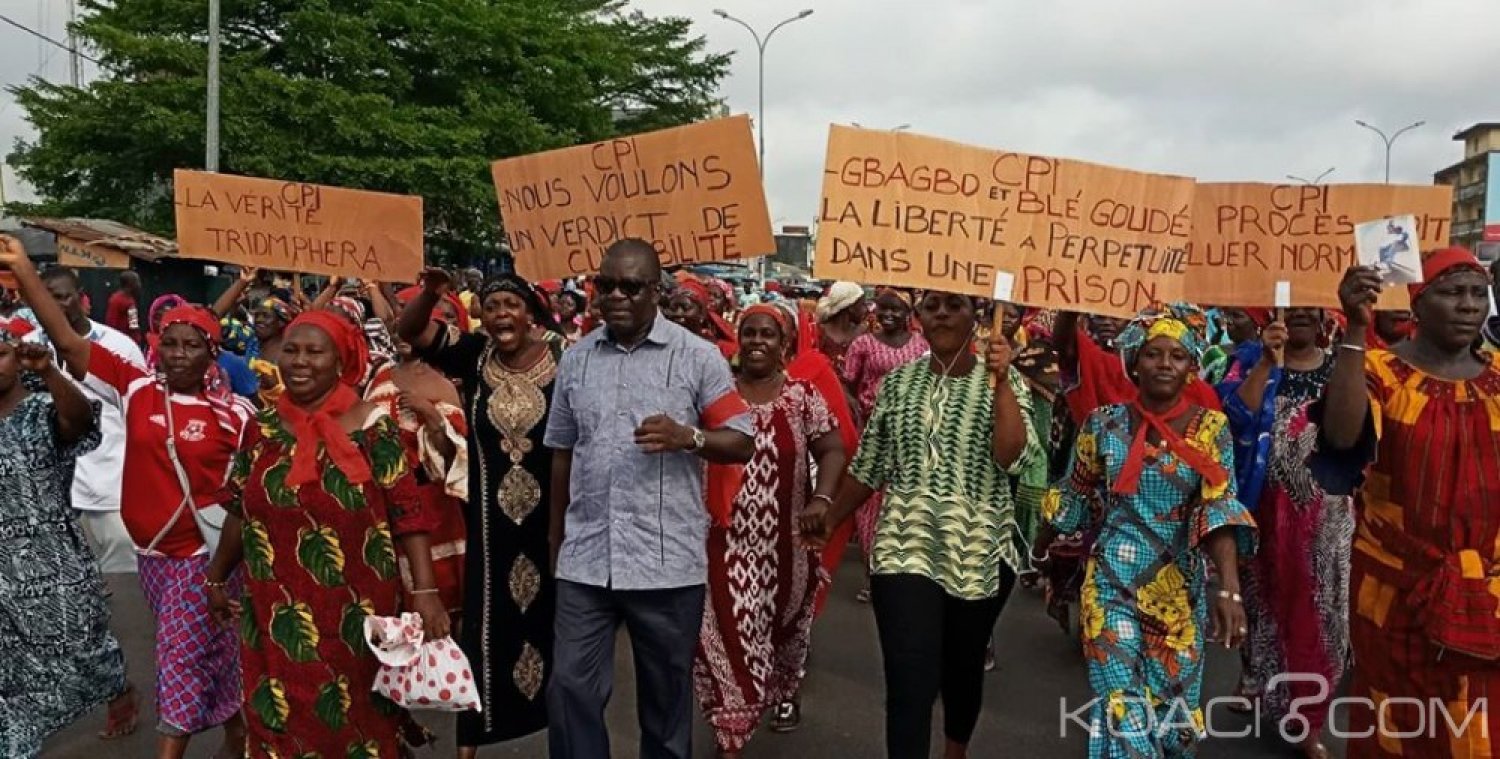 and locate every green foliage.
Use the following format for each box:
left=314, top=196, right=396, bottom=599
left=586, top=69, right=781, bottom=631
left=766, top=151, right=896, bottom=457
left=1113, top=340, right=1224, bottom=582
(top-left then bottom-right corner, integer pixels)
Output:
left=6, top=0, right=729, bottom=265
